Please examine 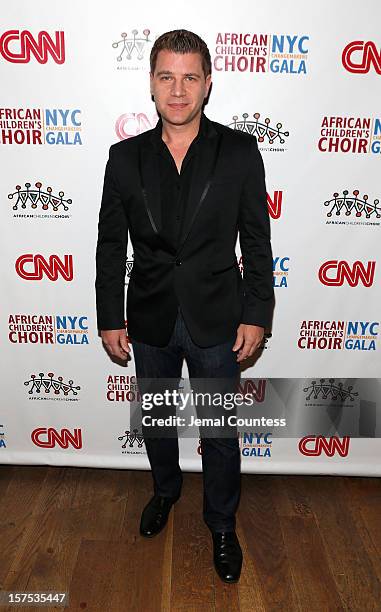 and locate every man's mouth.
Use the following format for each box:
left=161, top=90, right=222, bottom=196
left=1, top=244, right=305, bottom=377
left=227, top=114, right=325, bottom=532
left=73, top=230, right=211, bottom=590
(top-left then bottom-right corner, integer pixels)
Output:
left=168, top=103, right=189, bottom=109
